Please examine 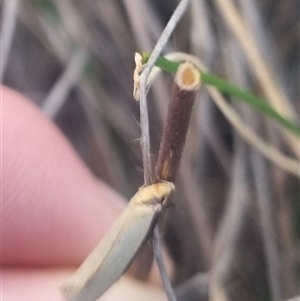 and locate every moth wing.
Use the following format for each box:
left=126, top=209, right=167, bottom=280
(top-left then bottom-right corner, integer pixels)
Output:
left=60, top=206, right=131, bottom=300
left=61, top=203, right=160, bottom=301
